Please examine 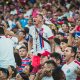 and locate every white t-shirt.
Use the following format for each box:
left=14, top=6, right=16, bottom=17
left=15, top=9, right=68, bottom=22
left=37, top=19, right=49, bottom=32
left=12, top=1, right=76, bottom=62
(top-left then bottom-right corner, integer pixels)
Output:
left=62, top=60, right=80, bottom=80
left=29, top=24, right=53, bottom=55
left=0, top=36, right=16, bottom=68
